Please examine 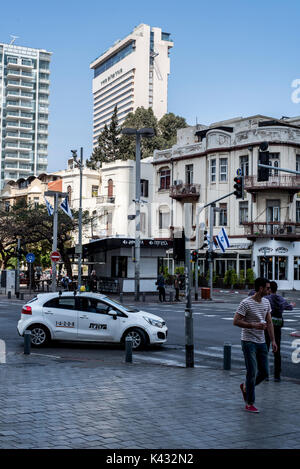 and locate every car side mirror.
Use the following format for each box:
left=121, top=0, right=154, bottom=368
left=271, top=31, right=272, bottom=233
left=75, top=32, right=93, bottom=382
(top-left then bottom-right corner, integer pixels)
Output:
left=108, top=309, right=118, bottom=320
